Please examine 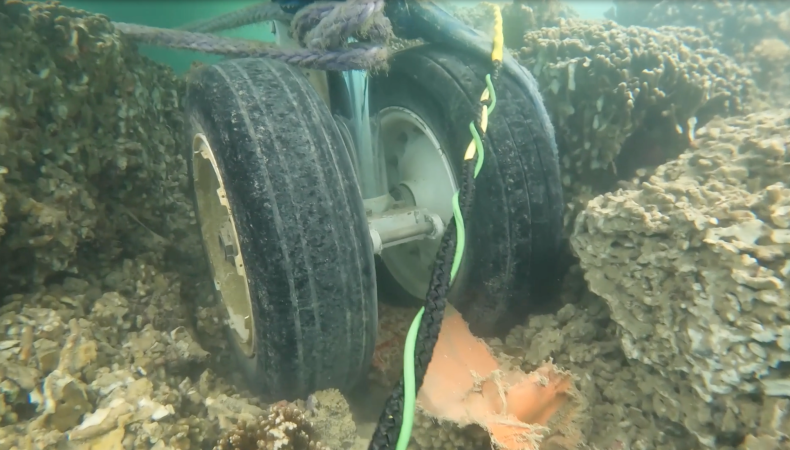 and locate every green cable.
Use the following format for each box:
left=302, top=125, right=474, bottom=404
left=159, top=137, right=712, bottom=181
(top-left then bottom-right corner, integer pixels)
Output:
left=486, top=73, right=498, bottom=113
left=394, top=73, right=498, bottom=450
left=397, top=308, right=423, bottom=450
